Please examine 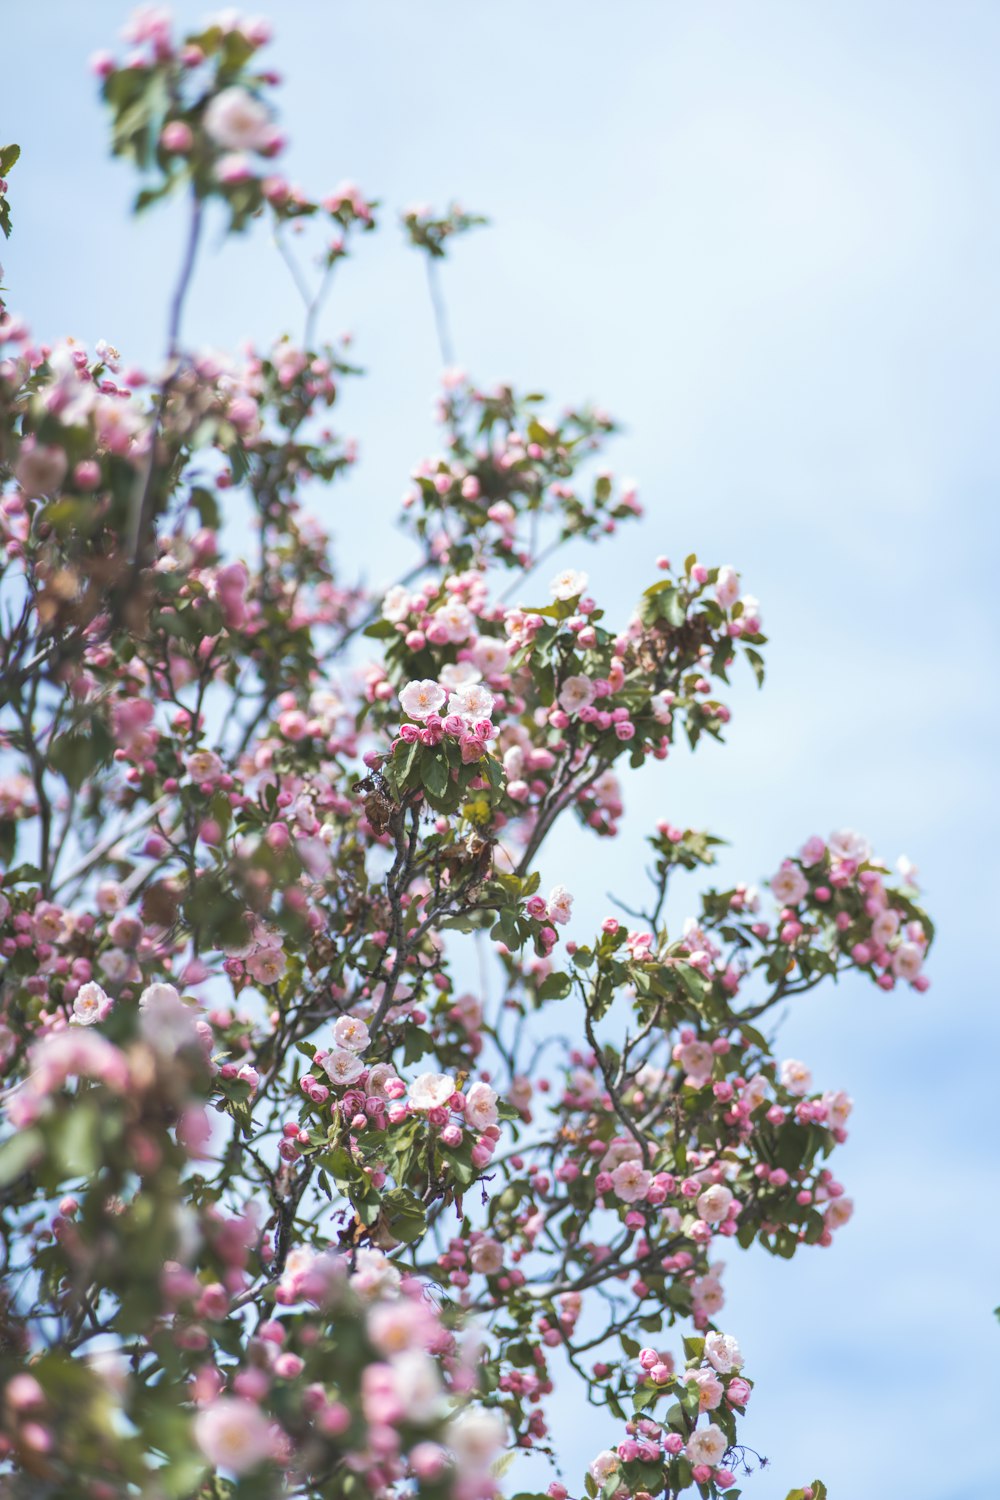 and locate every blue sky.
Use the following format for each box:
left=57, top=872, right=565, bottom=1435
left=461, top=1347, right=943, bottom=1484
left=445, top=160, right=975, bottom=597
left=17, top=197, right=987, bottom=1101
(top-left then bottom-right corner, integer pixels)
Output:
left=5, top=3, right=1000, bottom=1495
